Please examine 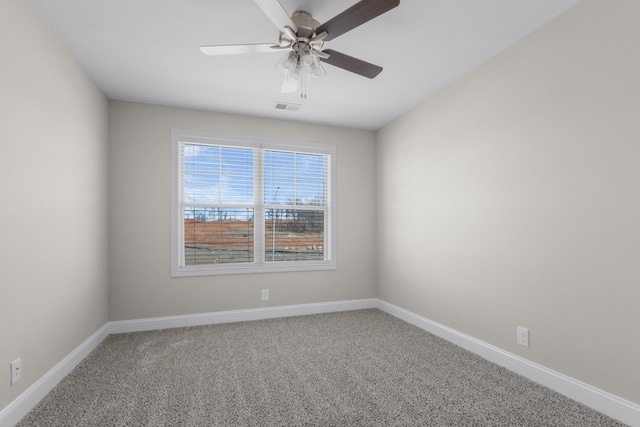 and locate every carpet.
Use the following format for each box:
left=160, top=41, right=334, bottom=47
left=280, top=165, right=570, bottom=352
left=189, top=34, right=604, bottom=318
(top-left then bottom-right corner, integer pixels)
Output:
left=17, top=309, right=625, bottom=426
